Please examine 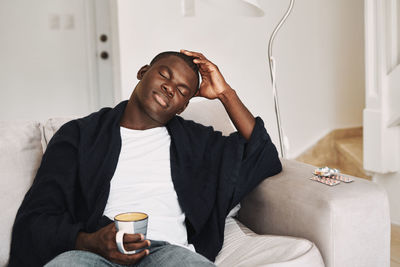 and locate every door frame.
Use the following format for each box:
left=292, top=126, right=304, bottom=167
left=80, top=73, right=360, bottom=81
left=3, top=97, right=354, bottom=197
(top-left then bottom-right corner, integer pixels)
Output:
left=363, top=0, right=399, bottom=174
